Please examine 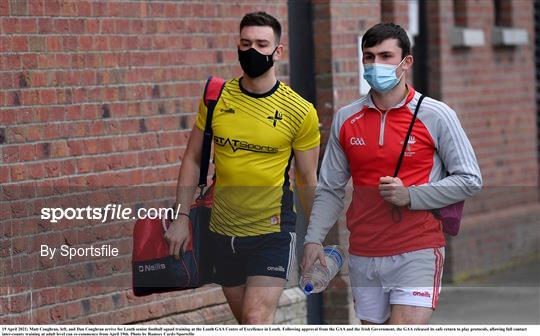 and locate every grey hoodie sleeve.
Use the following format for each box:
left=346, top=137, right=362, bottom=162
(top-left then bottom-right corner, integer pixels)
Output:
left=408, top=101, right=482, bottom=210
left=304, top=115, right=351, bottom=244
